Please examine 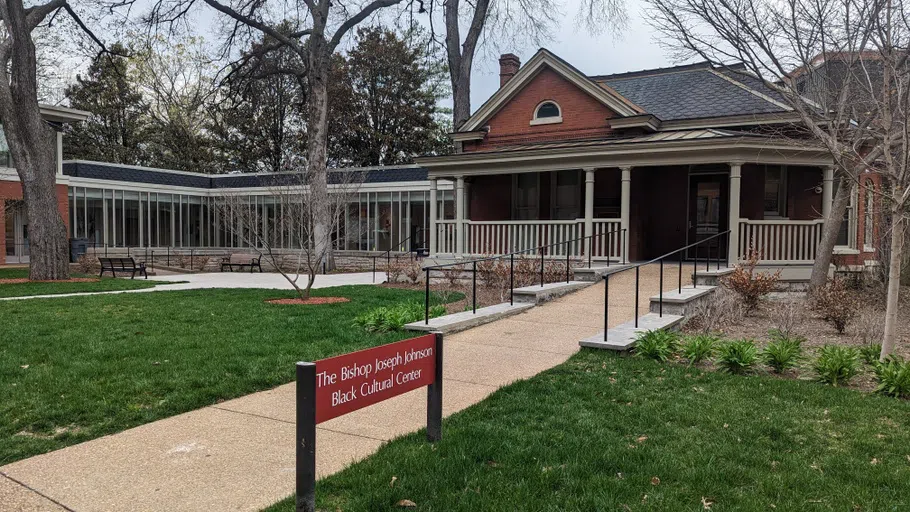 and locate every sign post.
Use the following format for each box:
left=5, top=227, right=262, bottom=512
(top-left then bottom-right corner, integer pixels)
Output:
left=296, top=332, right=444, bottom=512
